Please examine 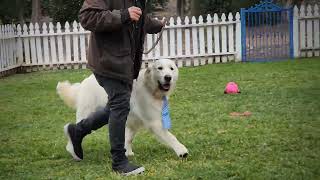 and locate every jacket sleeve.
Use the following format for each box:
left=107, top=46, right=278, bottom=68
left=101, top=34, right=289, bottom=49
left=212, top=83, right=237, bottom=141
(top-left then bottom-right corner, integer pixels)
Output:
left=79, top=0, right=130, bottom=32
left=144, top=15, right=164, bottom=34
